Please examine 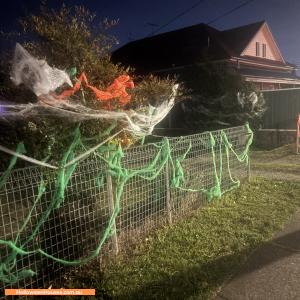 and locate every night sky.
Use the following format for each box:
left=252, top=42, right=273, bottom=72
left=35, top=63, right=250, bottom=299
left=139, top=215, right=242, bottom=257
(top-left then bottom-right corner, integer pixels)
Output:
left=1, top=0, right=300, bottom=66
